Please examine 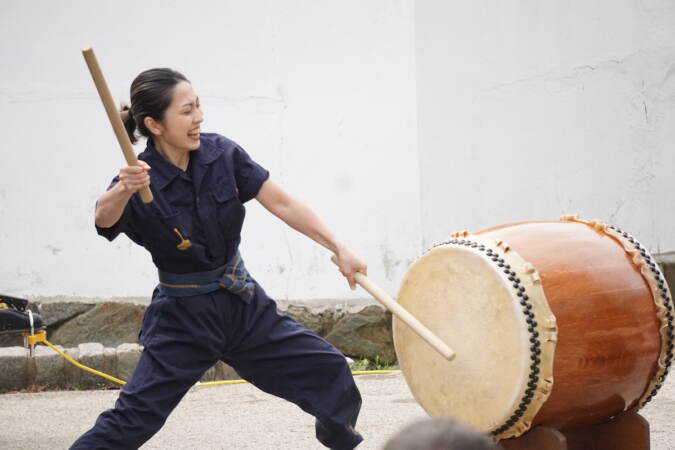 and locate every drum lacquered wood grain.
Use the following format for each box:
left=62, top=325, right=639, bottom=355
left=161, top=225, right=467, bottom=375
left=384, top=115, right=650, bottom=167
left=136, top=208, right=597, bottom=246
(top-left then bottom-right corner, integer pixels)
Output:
left=393, top=217, right=673, bottom=440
